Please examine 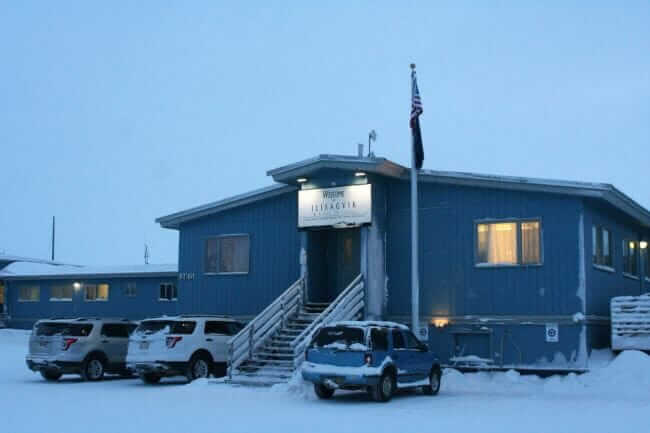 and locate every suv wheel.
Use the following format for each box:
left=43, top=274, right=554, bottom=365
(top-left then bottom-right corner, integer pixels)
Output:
left=81, top=355, right=105, bottom=381
left=140, top=373, right=161, bottom=384
left=371, top=370, right=395, bottom=402
left=186, top=353, right=211, bottom=382
left=423, top=367, right=441, bottom=396
left=314, top=383, right=335, bottom=399
left=40, top=370, right=62, bottom=382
